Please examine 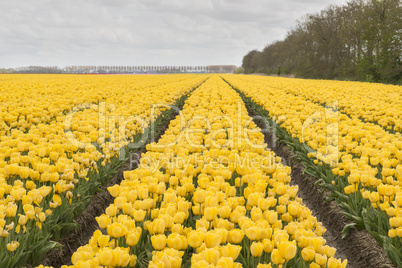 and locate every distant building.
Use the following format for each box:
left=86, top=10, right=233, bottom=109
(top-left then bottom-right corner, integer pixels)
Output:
left=10, top=65, right=238, bottom=74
